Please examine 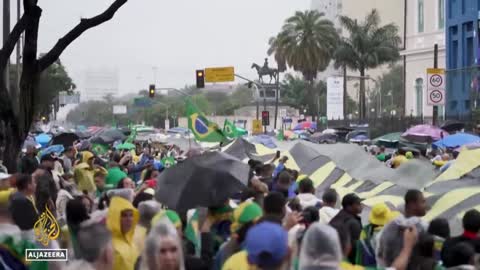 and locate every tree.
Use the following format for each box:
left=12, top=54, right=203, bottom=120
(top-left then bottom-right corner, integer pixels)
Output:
left=0, top=0, right=127, bottom=172
left=369, top=64, right=404, bottom=116
left=268, top=10, right=337, bottom=122
left=334, top=9, right=401, bottom=120
left=280, top=74, right=327, bottom=117
left=268, top=10, right=338, bottom=81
